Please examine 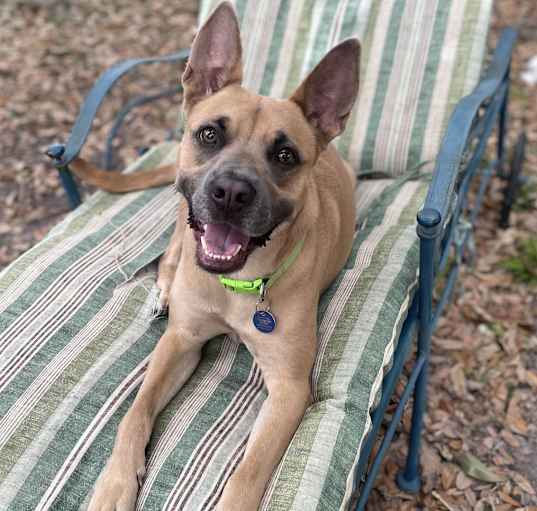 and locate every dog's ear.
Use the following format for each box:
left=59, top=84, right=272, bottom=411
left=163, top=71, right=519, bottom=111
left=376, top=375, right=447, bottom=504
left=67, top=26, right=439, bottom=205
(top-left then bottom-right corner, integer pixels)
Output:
left=182, top=2, right=242, bottom=110
left=291, top=39, right=360, bottom=146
